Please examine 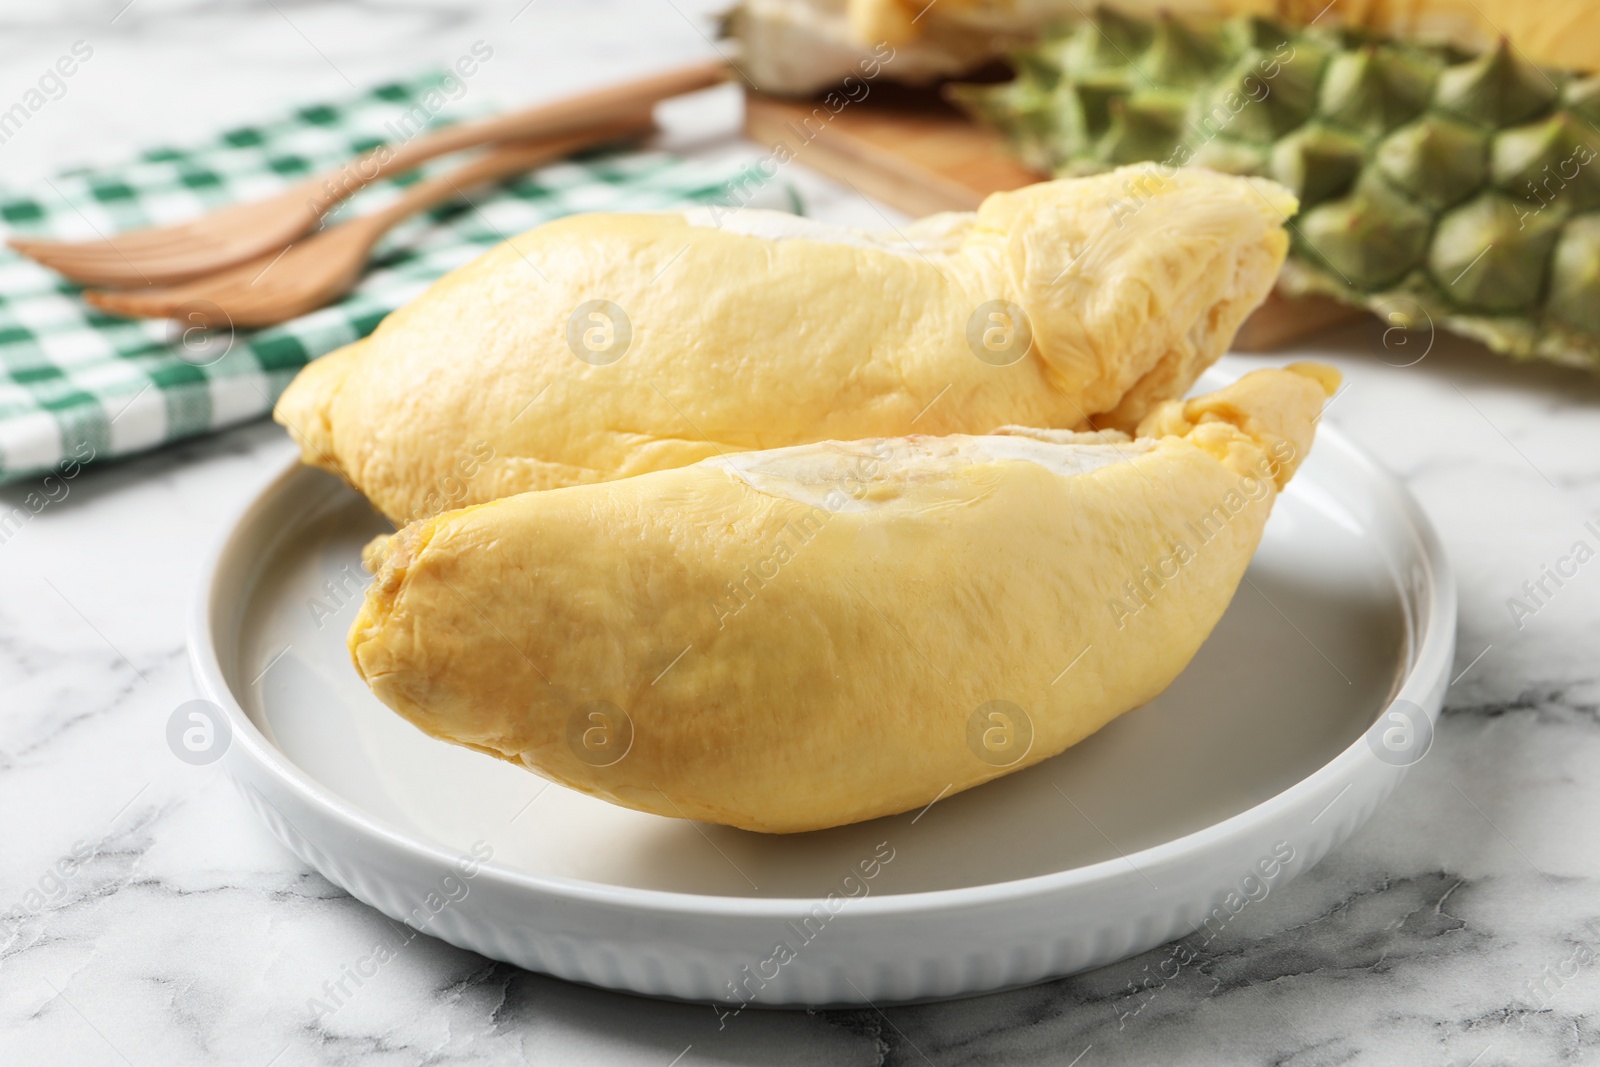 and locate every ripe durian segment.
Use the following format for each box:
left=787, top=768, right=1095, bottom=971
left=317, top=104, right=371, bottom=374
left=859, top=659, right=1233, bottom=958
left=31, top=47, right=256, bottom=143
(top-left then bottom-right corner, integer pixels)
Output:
left=275, top=167, right=1293, bottom=525
left=955, top=9, right=1600, bottom=373
left=348, top=365, right=1337, bottom=834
